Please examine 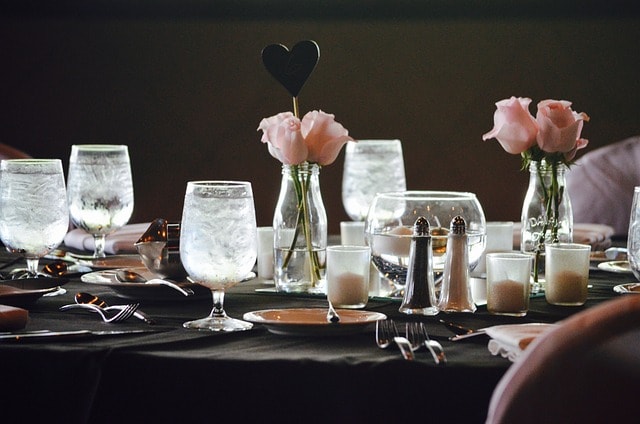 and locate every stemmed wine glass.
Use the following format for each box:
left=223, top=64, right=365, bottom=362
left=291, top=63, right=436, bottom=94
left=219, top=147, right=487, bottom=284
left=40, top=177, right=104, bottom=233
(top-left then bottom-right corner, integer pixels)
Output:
left=627, top=187, right=640, bottom=282
left=66, top=145, right=134, bottom=258
left=0, top=159, right=69, bottom=278
left=180, top=181, right=257, bottom=332
left=342, top=139, right=406, bottom=221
